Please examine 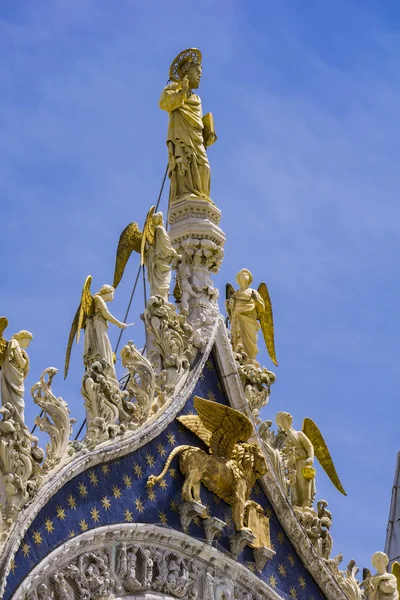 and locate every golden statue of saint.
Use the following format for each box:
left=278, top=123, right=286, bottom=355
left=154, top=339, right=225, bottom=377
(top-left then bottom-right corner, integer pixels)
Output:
left=159, top=48, right=217, bottom=206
